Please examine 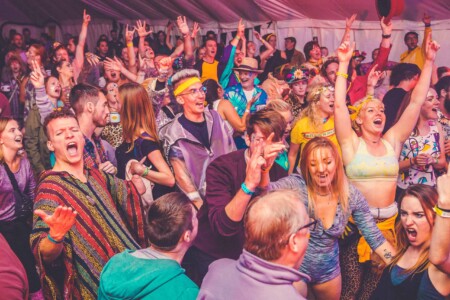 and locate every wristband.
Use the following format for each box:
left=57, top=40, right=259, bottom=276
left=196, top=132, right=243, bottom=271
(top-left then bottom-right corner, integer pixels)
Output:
left=241, top=182, right=255, bottom=195
left=382, top=34, right=391, bottom=39
left=425, top=23, right=431, bottom=28
left=142, top=167, right=149, bottom=177
left=336, top=72, right=348, bottom=79
left=47, top=234, right=64, bottom=244
left=234, top=36, right=241, bottom=40
left=433, top=205, right=450, bottom=218
left=244, top=109, right=250, bottom=114
left=127, top=42, right=133, bottom=47
left=187, top=191, right=201, bottom=201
